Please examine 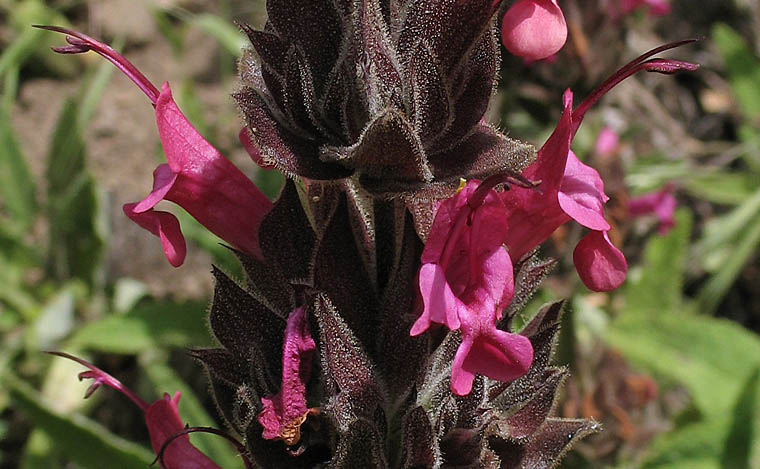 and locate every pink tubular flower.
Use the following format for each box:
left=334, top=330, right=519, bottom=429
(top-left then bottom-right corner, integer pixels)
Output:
left=501, top=40, right=698, bottom=291
left=500, top=0, right=568, bottom=61
left=628, top=183, right=677, bottom=235
left=411, top=179, right=534, bottom=396
left=48, top=352, right=220, bottom=469
left=258, top=306, right=318, bottom=445
left=42, top=26, right=272, bottom=267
